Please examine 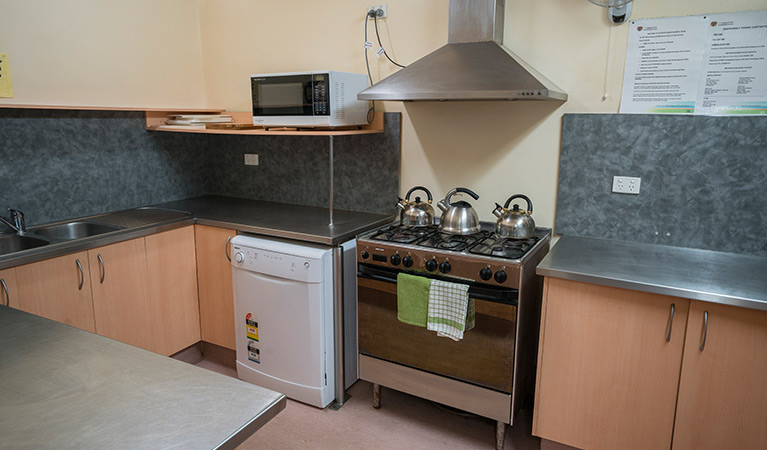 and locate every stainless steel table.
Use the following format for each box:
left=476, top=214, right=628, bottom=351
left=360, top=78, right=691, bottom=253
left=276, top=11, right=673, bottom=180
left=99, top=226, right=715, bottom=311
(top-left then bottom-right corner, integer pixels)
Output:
left=0, top=306, right=286, bottom=450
